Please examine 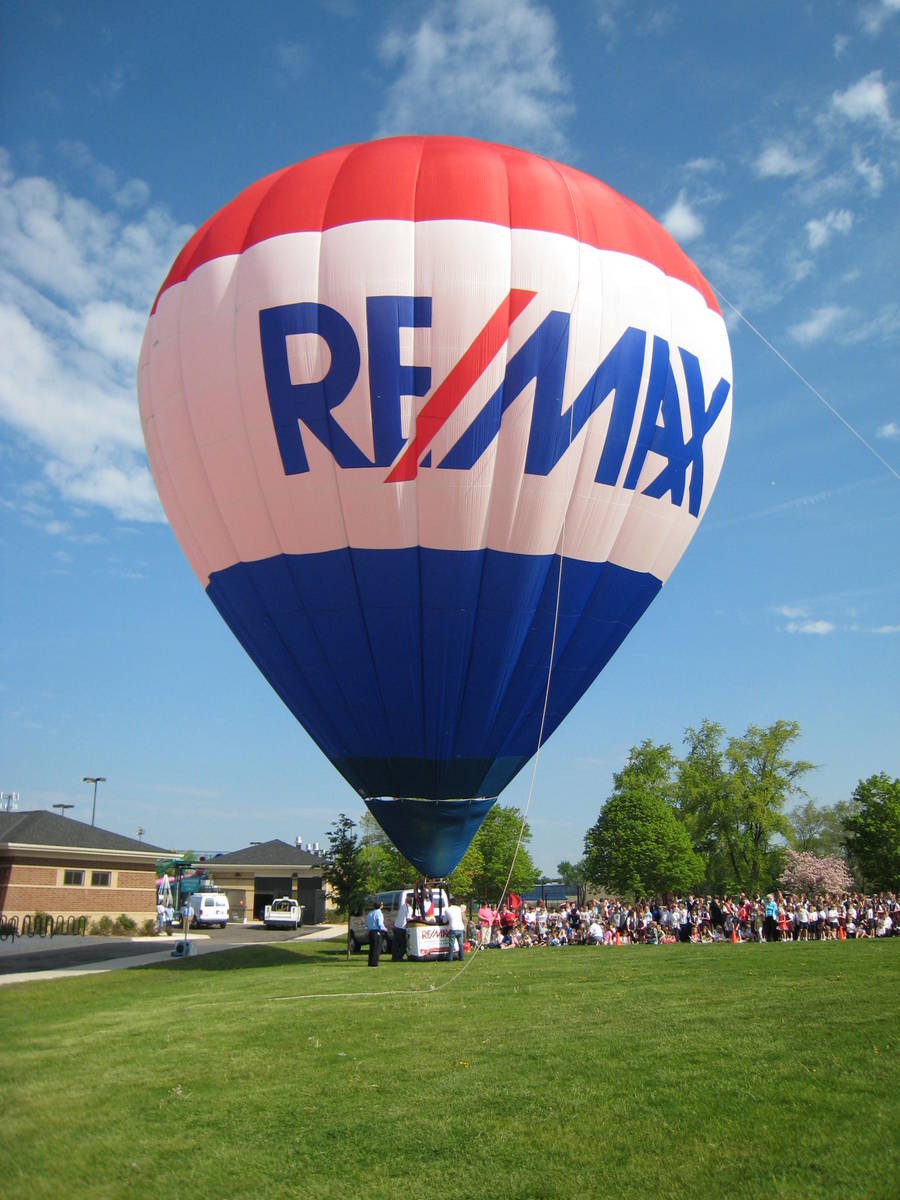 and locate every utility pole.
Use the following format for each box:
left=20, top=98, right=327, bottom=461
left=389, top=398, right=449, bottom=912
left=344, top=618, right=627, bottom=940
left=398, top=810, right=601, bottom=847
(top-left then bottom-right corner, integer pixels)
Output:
left=83, top=777, right=106, bottom=826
